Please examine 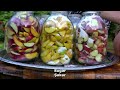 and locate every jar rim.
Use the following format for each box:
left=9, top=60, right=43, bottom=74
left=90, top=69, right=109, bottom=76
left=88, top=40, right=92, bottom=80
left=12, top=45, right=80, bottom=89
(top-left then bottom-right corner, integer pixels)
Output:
left=68, top=14, right=82, bottom=18
left=82, top=11, right=99, bottom=15
left=51, top=11, right=68, bottom=16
